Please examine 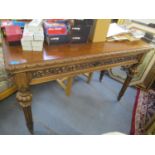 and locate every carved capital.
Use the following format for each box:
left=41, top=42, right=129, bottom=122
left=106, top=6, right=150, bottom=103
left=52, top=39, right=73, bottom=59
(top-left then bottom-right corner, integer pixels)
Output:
left=16, top=91, right=32, bottom=107
left=127, top=63, right=139, bottom=78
